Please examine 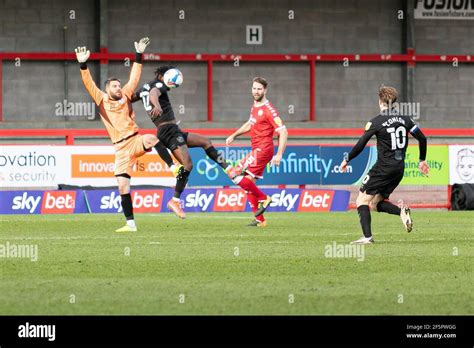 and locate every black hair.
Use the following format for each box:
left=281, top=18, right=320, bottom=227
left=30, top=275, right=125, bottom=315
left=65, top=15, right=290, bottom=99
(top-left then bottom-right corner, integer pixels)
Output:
left=155, top=65, right=175, bottom=77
